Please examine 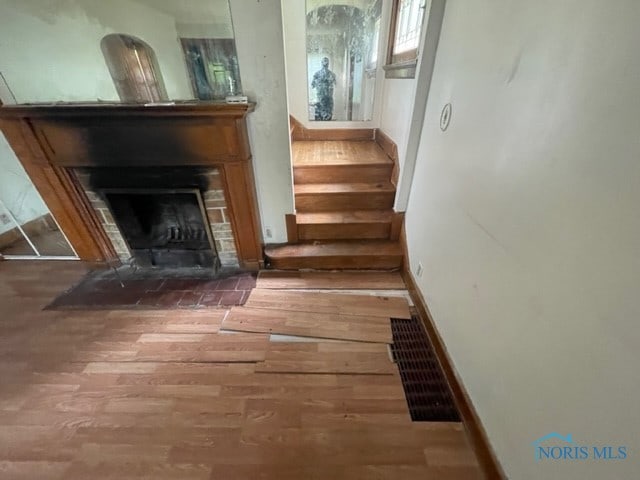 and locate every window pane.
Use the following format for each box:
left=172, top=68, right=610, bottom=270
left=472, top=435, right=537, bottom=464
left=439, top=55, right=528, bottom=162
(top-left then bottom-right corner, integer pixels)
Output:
left=393, top=0, right=425, bottom=55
